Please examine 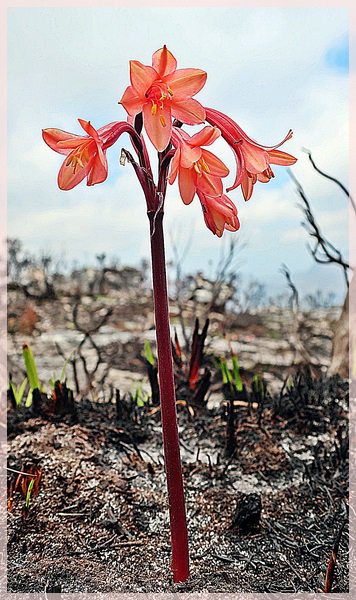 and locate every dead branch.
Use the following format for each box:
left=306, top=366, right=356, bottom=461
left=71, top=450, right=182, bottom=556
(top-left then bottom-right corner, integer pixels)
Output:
left=288, top=170, right=350, bottom=289
left=302, top=148, right=356, bottom=215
